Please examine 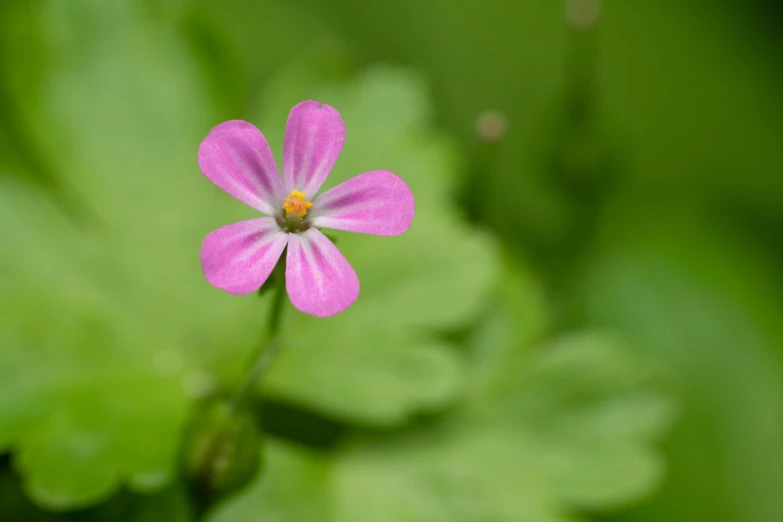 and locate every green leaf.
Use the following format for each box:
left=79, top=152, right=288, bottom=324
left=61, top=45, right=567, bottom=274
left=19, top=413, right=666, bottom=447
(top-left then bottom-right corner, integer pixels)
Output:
left=462, top=257, right=550, bottom=397
left=473, top=332, right=673, bottom=508
left=211, top=266, right=669, bottom=522
left=212, top=330, right=672, bottom=522
left=331, top=333, right=672, bottom=522
left=0, top=463, right=191, bottom=522
left=0, top=1, right=237, bottom=507
left=249, top=60, right=499, bottom=424
left=267, top=323, right=464, bottom=424
left=0, top=186, right=192, bottom=509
